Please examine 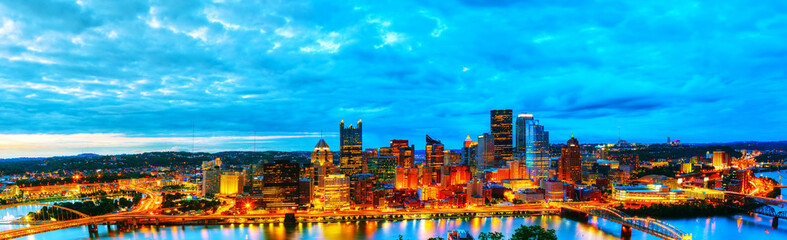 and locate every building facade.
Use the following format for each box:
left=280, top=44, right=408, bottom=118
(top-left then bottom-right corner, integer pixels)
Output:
left=525, top=118, right=550, bottom=180
left=558, top=137, right=582, bottom=184
left=340, top=120, right=363, bottom=176
left=491, top=109, right=513, bottom=162
left=425, top=134, right=445, bottom=168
